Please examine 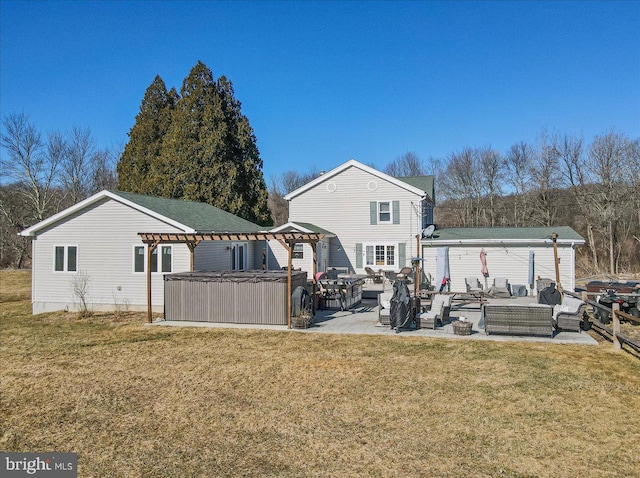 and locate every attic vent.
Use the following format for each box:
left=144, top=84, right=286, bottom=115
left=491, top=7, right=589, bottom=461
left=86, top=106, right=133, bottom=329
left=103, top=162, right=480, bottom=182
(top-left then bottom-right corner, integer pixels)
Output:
left=326, top=182, right=337, bottom=193
left=367, top=180, right=378, bottom=191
